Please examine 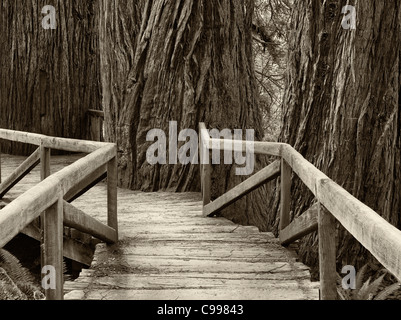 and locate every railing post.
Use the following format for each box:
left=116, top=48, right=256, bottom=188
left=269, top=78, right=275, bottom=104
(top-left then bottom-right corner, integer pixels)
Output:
left=42, top=193, right=64, bottom=300
left=199, top=131, right=203, bottom=193
left=280, top=158, right=291, bottom=231
left=318, top=202, right=338, bottom=300
left=107, top=156, right=118, bottom=238
left=202, top=155, right=212, bottom=207
left=40, top=146, right=51, bottom=180
left=199, top=128, right=211, bottom=210
left=39, top=147, right=51, bottom=231
left=40, top=145, right=51, bottom=289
